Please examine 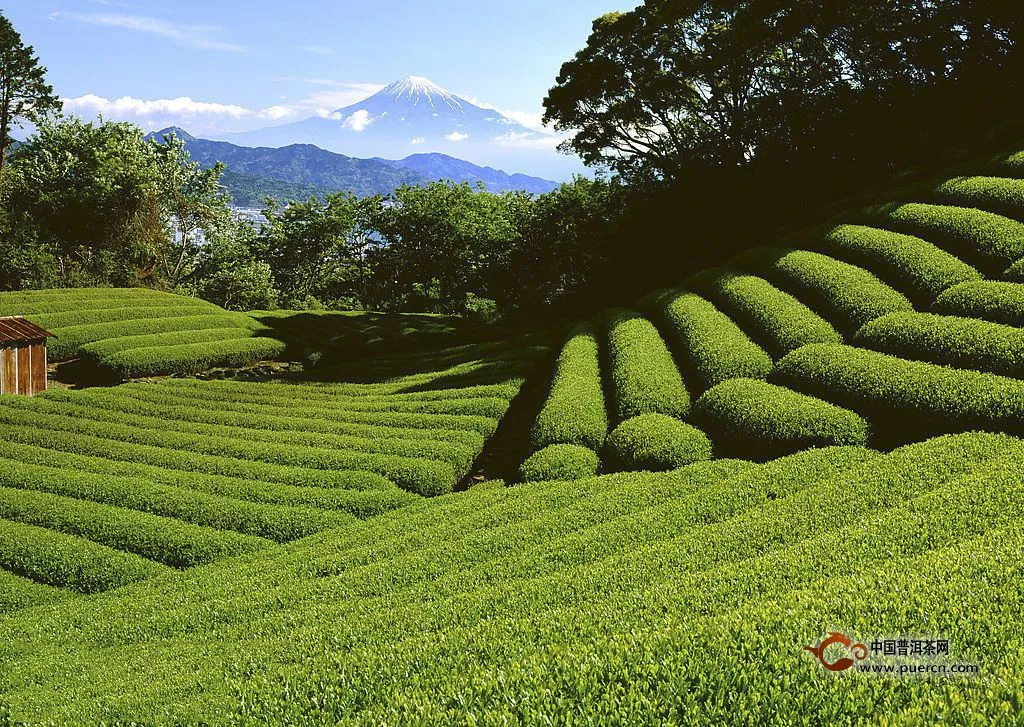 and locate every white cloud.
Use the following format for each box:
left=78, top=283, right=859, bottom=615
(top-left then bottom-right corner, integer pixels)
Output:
left=316, top=108, right=344, bottom=121
left=494, top=131, right=563, bottom=149
left=460, top=94, right=550, bottom=133
left=59, top=12, right=246, bottom=52
left=410, top=137, right=425, bottom=145
left=257, top=105, right=295, bottom=121
left=445, top=131, right=469, bottom=142
left=64, top=94, right=251, bottom=119
left=342, top=109, right=374, bottom=132
left=299, top=45, right=336, bottom=56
